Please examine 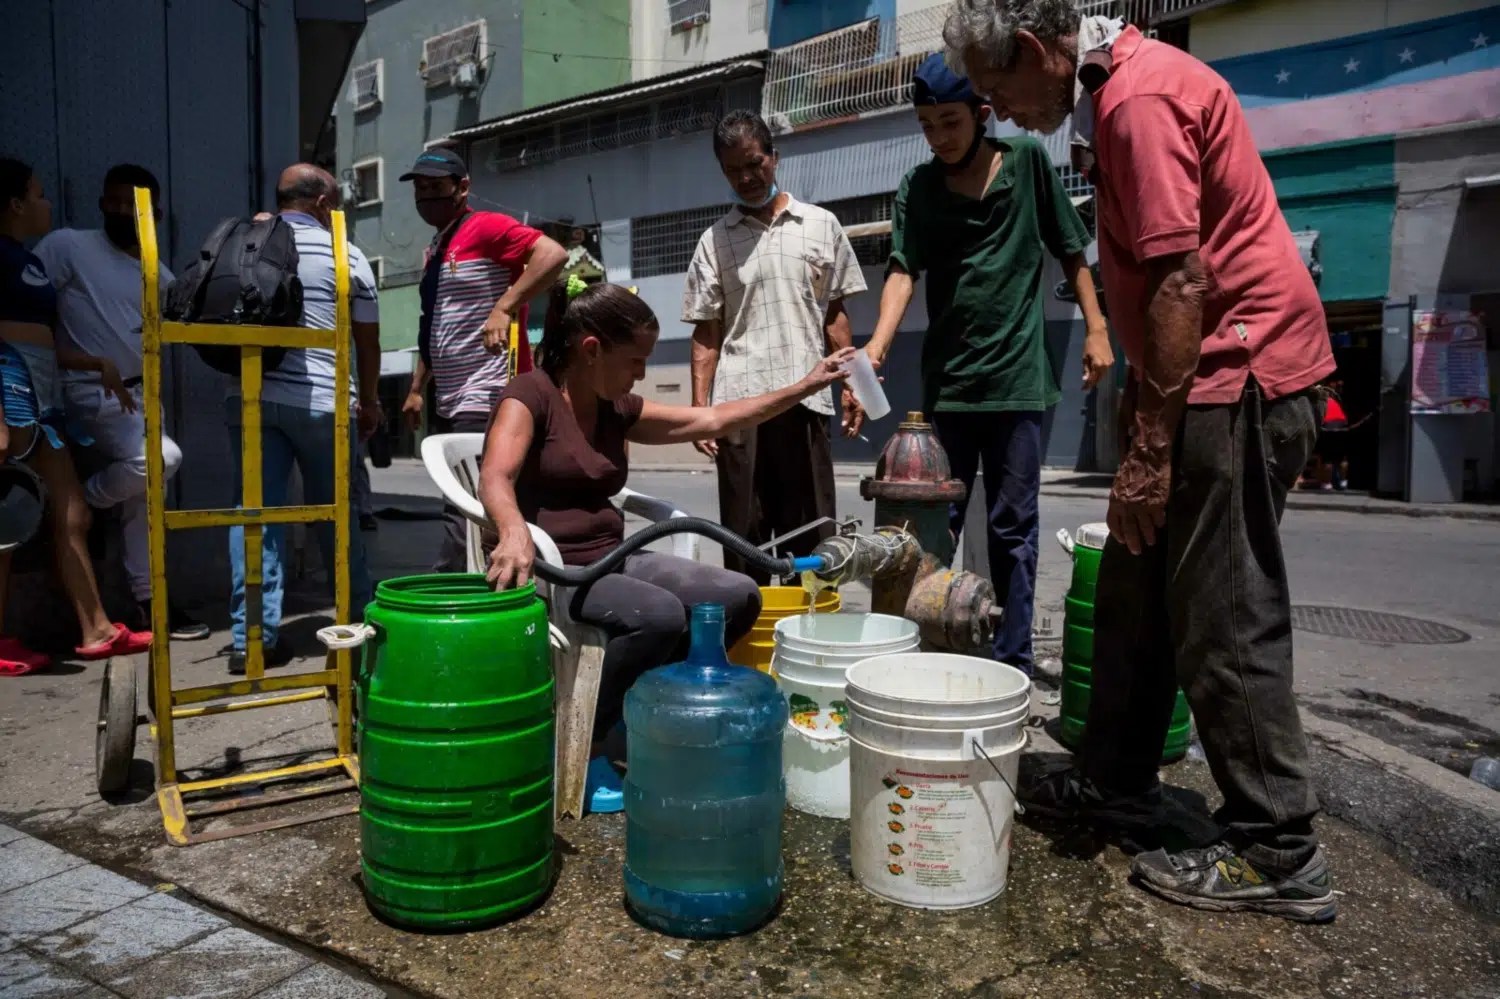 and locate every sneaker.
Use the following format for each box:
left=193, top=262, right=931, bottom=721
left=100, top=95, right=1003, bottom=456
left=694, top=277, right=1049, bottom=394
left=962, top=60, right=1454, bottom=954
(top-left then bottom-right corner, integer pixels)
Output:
left=1021, top=766, right=1161, bottom=828
left=1131, top=842, right=1337, bottom=924
left=586, top=754, right=624, bottom=815
left=227, top=642, right=296, bottom=676
left=138, top=600, right=211, bottom=642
